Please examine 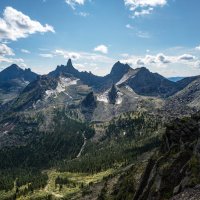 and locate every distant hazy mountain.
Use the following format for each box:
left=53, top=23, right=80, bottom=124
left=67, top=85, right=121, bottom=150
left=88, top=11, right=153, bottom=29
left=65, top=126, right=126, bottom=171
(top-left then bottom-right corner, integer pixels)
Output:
left=0, top=64, right=38, bottom=83
left=168, top=76, right=185, bottom=82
